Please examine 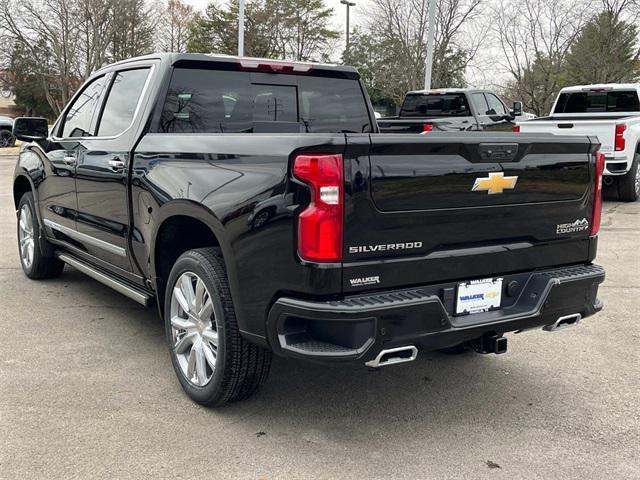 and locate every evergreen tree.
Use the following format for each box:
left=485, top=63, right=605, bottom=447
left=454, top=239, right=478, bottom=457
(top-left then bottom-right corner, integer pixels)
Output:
left=566, top=11, right=640, bottom=84
left=187, top=0, right=337, bottom=61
